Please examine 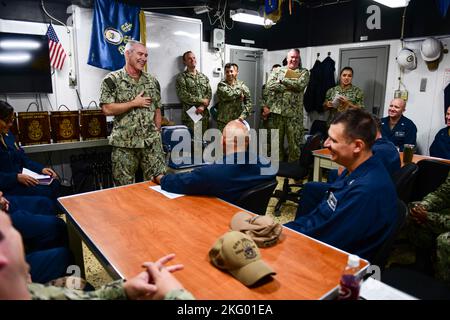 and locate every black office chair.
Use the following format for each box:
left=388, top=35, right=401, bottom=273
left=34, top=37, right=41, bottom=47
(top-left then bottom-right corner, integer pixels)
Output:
left=235, top=179, right=278, bottom=215
left=369, top=199, right=408, bottom=271
left=410, top=159, right=450, bottom=202
left=161, top=125, right=210, bottom=170
left=308, top=119, right=328, bottom=140
left=381, top=267, right=450, bottom=300
left=272, top=133, right=323, bottom=216
left=392, top=162, right=419, bottom=203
